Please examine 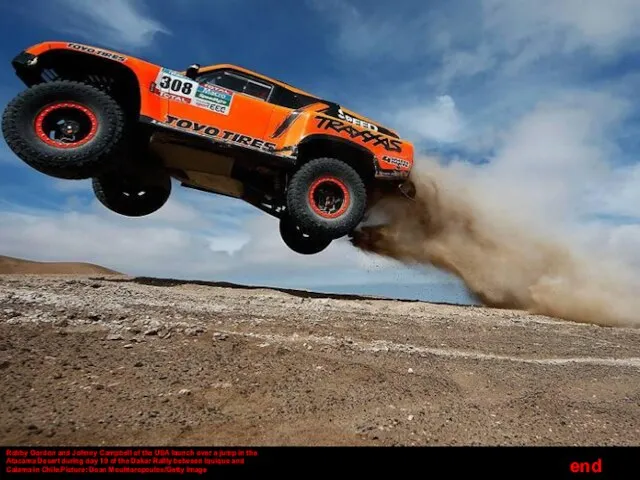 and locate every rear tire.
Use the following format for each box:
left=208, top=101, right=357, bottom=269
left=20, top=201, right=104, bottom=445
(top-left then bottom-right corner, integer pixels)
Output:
left=279, top=216, right=332, bottom=255
left=92, top=162, right=171, bottom=217
left=286, top=157, right=367, bottom=239
left=1, top=80, right=127, bottom=180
